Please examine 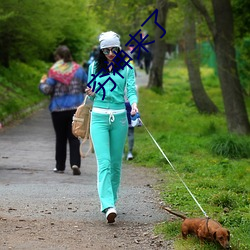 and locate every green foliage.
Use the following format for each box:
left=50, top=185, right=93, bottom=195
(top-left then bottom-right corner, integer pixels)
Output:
left=92, top=0, right=156, bottom=46
left=210, top=134, right=250, bottom=159
left=129, top=58, right=250, bottom=249
left=154, top=221, right=181, bottom=240
left=232, top=0, right=250, bottom=39
left=210, top=191, right=238, bottom=209
left=168, top=0, right=212, bottom=44
left=0, top=0, right=99, bottom=66
left=233, top=0, right=250, bottom=101
left=236, top=37, right=250, bottom=95
left=0, top=60, right=49, bottom=122
left=165, top=2, right=184, bottom=44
